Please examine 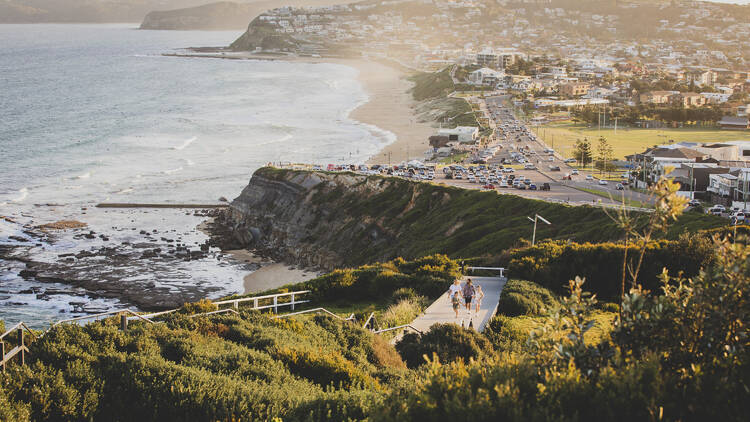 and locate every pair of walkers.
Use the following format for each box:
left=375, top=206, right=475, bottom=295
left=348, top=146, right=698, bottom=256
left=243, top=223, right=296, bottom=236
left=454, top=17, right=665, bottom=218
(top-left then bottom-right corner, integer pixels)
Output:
left=448, top=278, right=484, bottom=318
